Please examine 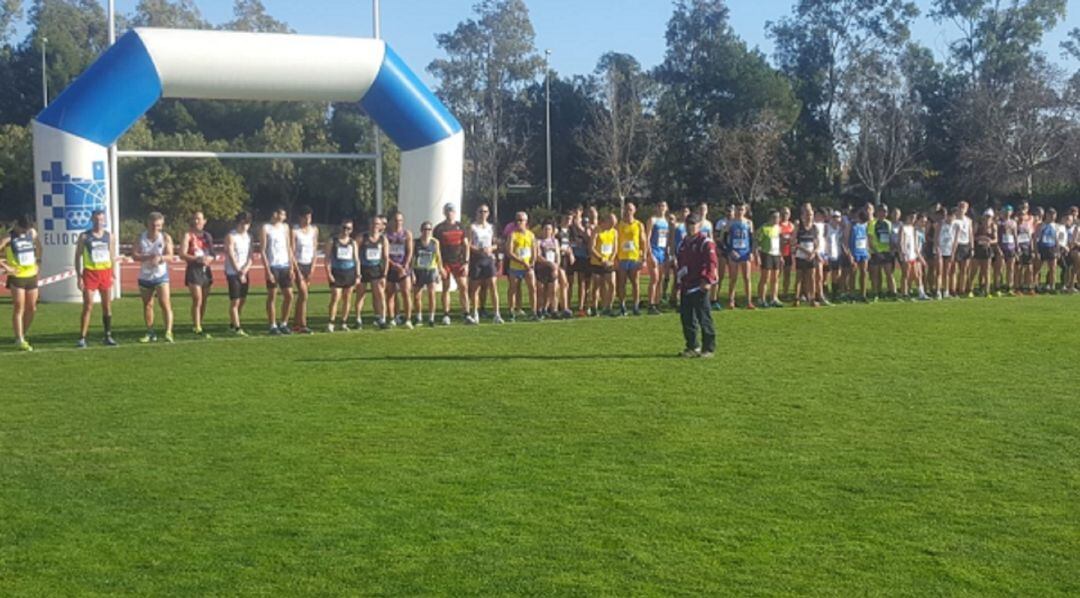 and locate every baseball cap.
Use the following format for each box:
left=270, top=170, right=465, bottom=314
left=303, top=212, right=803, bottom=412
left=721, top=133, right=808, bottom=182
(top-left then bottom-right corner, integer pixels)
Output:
left=832, top=210, right=842, bottom=218
left=1003, top=204, right=1014, bottom=212
left=443, top=203, right=456, bottom=213
left=983, top=208, right=995, bottom=217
